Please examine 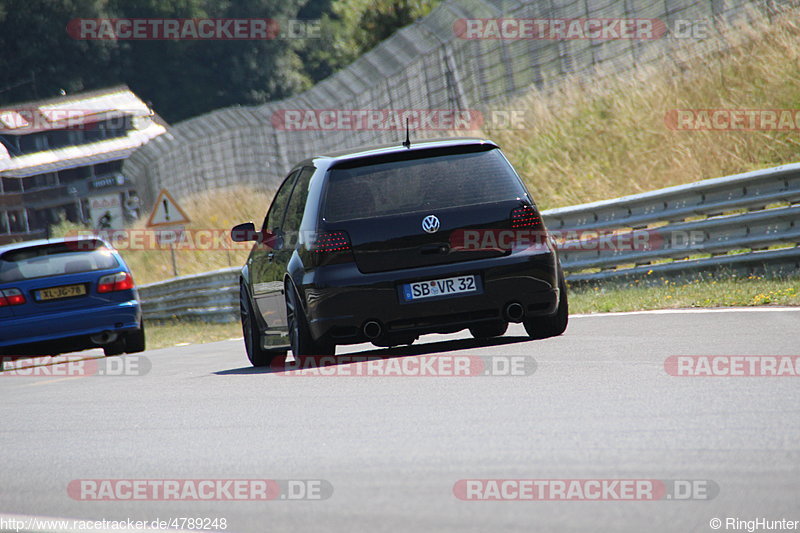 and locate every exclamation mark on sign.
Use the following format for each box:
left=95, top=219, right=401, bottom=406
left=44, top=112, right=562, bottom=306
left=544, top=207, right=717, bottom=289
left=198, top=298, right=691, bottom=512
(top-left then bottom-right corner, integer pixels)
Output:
left=163, top=199, right=170, bottom=221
